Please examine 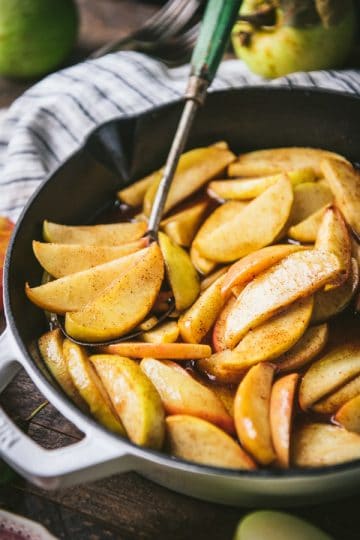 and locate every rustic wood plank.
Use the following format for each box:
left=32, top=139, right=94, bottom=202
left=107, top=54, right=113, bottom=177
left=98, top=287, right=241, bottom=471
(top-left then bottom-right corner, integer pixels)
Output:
left=1, top=369, right=83, bottom=441
left=0, top=485, right=128, bottom=539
